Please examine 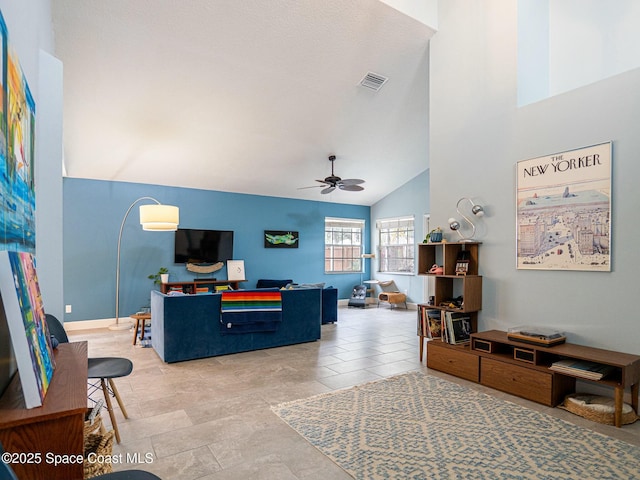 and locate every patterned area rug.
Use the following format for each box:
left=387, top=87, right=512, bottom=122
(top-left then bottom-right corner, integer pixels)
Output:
left=272, top=372, right=640, bottom=479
